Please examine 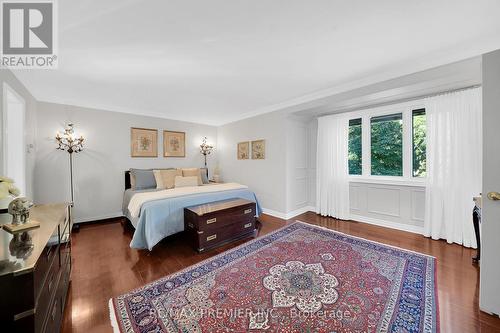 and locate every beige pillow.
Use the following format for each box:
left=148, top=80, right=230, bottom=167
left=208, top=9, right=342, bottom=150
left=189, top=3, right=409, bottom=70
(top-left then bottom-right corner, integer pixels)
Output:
left=153, top=169, right=182, bottom=189
left=182, top=168, right=203, bottom=185
left=174, top=176, right=198, bottom=188
left=130, top=173, right=136, bottom=189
